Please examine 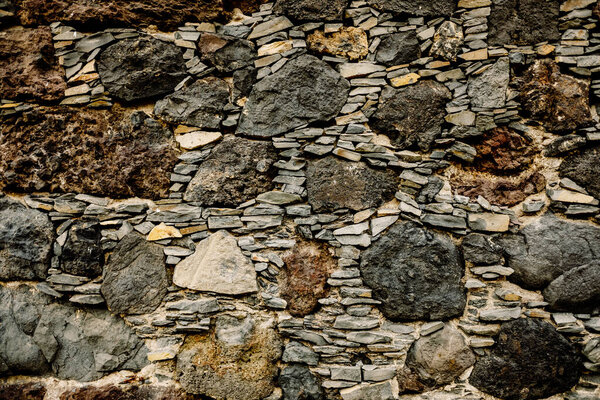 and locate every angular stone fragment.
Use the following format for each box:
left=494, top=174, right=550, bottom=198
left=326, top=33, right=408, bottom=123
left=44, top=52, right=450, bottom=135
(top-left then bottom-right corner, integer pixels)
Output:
left=101, top=233, right=167, bottom=314
left=197, top=33, right=256, bottom=73
left=468, top=57, right=509, bottom=109
left=560, top=146, right=600, bottom=199
left=360, top=222, right=466, bottom=321
left=306, top=156, right=399, bottom=212
left=280, top=364, right=323, bottom=400
left=177, top=313, right=281, bottom=400
left=429, top=21, right=463, bottom=61
left=340, top=380, right=398, bottom=400
left=237, top=54, right=350, bottom=138
left=543, top=261, right=600, bottom=312
left=488, top=0, right=560, bottom=46
left=0, top=26, right=65, bottom=101
left=154, top=77, right=229, bottom=129
left=0, top=108, right=180, bottom=199
left=519, top=59, right=592, bottom=132
left=274, top=0, right=347, bottom=21
left=98, top=36, right=186, bottom=102
left=282, top=342, right=319, bottom=366
left=468, top=213, right=510, bottom=232
left=173, top=230, right=258, bottom=295
left=470, top=318, right=582, bottom=400
left=375, top=31, right=420, bottom=67
left=371, top=81, right=451, bottom=151
left=367, top=0, right=456, bottom=16
left=183, top=135, right=277, bottom=207
left=307, top=27, right=368, bottom=60
left=0, top=197, right=53, bottom=280
left=462, top=233, right=503, bottom=265
left=60, top=219, right=103, bottom=277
